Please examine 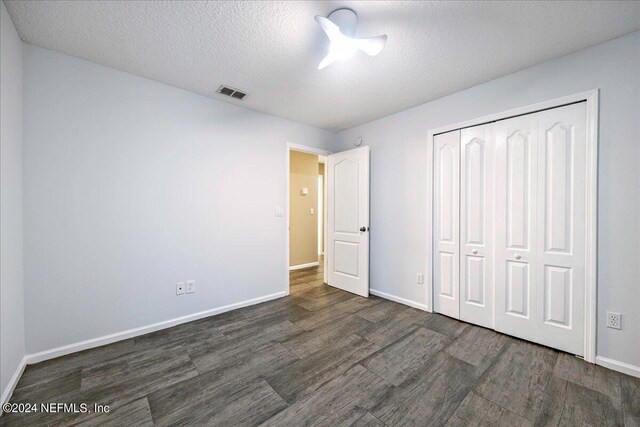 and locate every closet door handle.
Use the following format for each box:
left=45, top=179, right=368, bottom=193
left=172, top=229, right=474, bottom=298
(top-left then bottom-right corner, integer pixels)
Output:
left=515, top=254, right=522, bottom=260
left=472, top=249, right=478, bottom=254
